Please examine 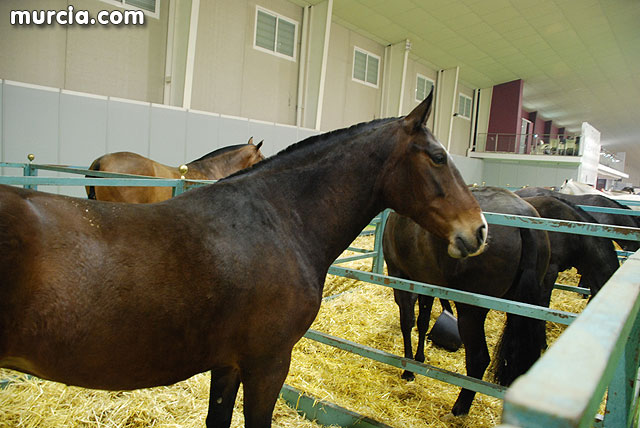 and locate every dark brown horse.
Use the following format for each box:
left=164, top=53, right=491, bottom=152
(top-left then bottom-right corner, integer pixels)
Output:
left=86, top=138, right=265, bottom=203
left=516, top=187, right=640, bottom=251
left=522, top=195, right=619, bottom=301
left=0, top=92, right=487, bottom=428
left=383, top=186, right=549, bottom=417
